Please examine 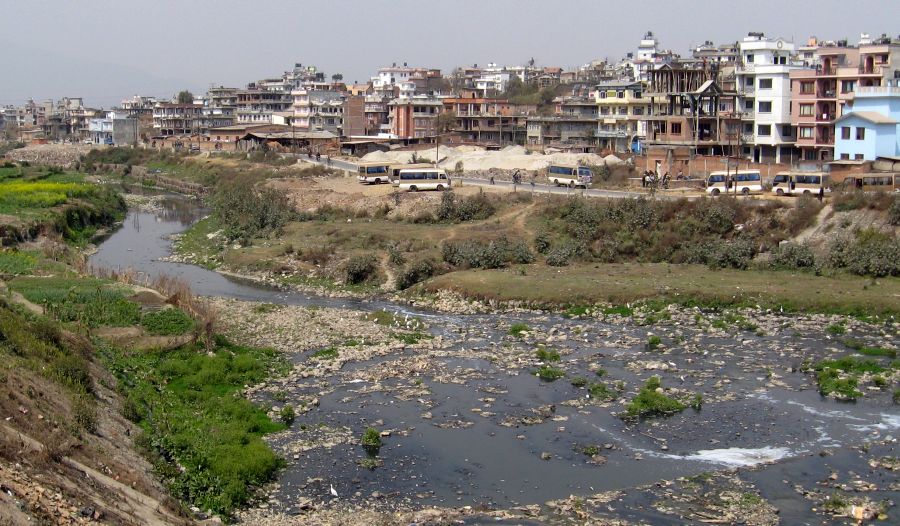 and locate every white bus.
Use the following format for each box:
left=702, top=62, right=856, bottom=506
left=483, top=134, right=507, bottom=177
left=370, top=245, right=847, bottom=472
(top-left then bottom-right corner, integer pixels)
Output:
left=705, top=170, right=762, bottom=196
left=772, top=172, right=830, bottom=196
left=390, top=163, right=435, bottom=186
left=397, top=168, right=451, bottom=192
left=356, top=162, right=392, bottom=184
left=547, top=164, right=593, bottom=188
